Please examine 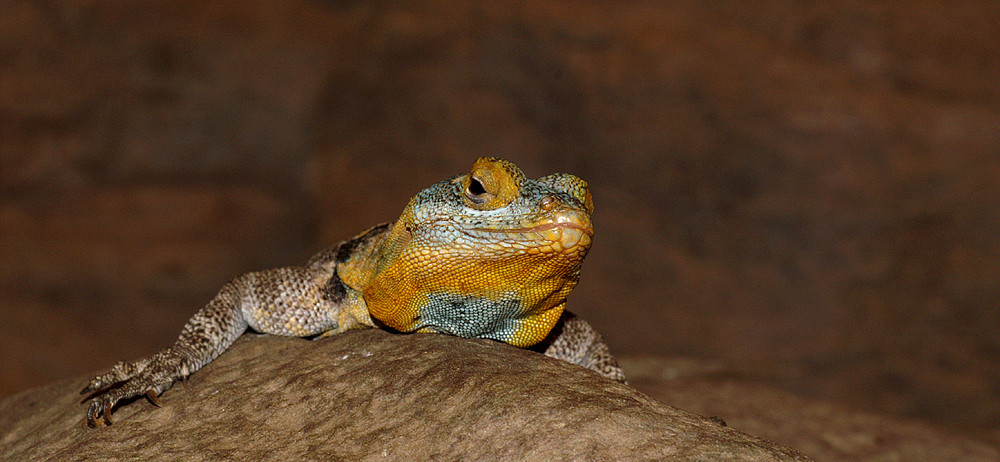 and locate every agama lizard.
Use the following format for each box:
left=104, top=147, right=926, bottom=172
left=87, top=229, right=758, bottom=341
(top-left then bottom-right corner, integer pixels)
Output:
left=81, top=157, right=624, bottom=427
